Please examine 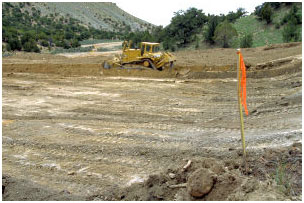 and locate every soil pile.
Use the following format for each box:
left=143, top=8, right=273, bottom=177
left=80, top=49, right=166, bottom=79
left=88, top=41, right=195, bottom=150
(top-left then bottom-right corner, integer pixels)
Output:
left=112, top=143, right=301, bottom=201
left=3, top=142, right=301, bottom=201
